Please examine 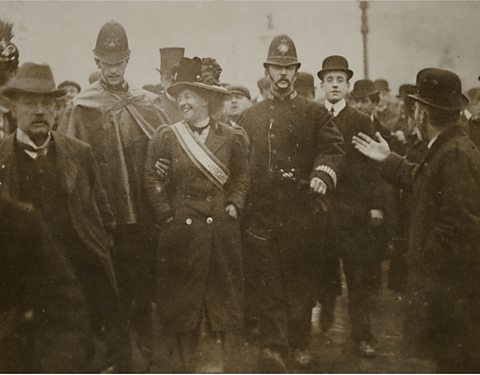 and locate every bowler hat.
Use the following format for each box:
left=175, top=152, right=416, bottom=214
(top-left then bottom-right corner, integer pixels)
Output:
left=93, top=20, right=130, bottom=64
left=295, top=72, right=315, bottom=91
left=397, top=84, right=417, bottom=99
left=263, top=35, right=301, bottom=68
left=408, top=68, right=469, bottom=112
left=167, top=57, right=229, bottom=99
left=374, top=79, right=390, bottom=92
left=226, top=85, right=251, bottom=100
left=2, top=62, right=66, bottom=98
left=156, top=47, right=184, bottom=74
left=351, top=79, right=378, bottom=100
left=317, top=55, right=353, bottom=81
